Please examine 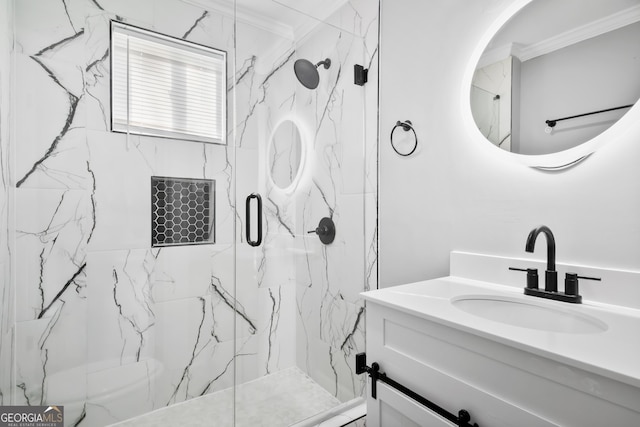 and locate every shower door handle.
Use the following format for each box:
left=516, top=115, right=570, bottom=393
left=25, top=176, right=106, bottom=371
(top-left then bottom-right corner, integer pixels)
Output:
left=245, top=193, right=262, bottom=247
